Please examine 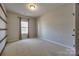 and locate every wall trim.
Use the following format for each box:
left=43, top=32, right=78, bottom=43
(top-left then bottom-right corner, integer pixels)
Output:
left=42, top=39, right=74, bottom=49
